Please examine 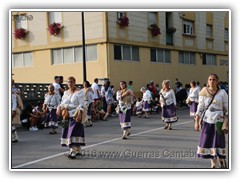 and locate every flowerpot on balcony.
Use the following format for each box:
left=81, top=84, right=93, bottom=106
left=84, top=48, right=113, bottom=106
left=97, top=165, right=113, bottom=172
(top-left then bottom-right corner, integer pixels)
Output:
left=116, top=16, right=129, bottom=27
left=148, top=23, right=161, bottom=37
left=48, top=22, right=64, bottom=36
left=14, top=28, right=28, bottom=40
